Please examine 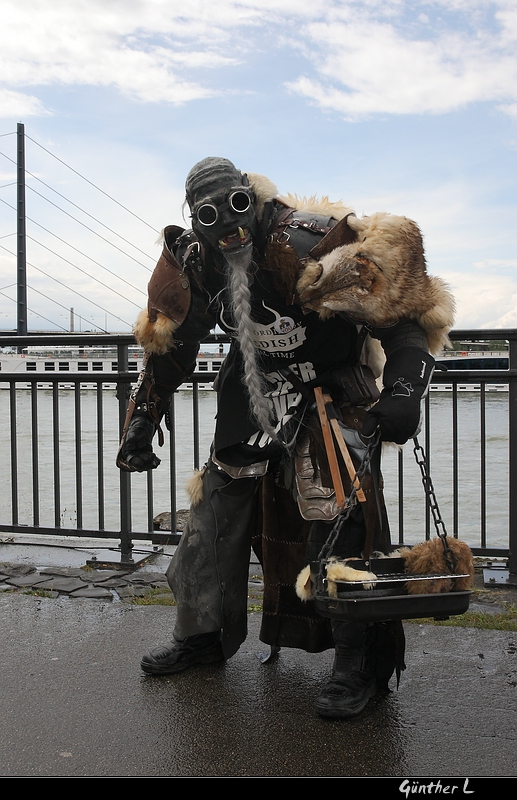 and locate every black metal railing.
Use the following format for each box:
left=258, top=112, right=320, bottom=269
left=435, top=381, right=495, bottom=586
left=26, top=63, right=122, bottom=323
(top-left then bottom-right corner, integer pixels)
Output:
left=0, top=330, right=516, bottom=579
